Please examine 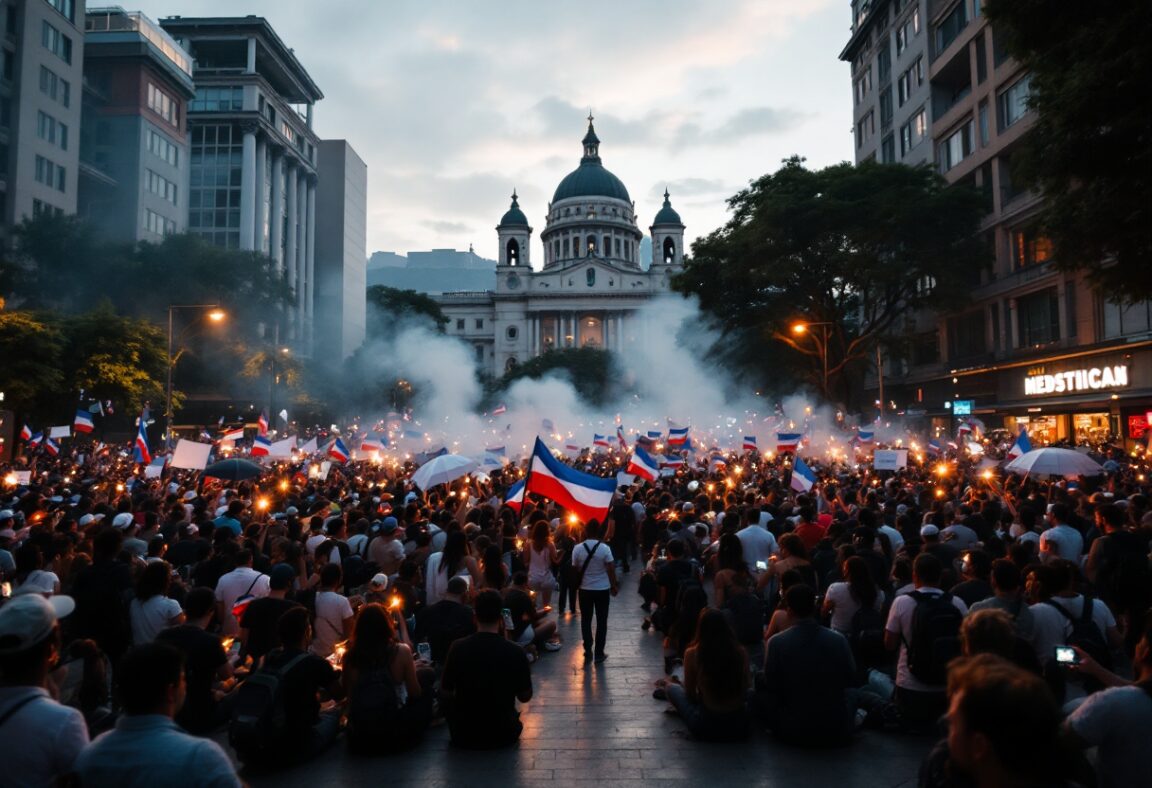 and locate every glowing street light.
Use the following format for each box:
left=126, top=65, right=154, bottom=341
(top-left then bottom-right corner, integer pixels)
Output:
left=791, top=321, right=833, bottom=400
